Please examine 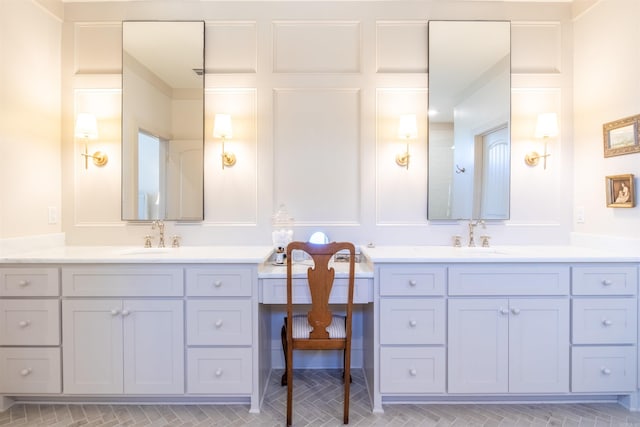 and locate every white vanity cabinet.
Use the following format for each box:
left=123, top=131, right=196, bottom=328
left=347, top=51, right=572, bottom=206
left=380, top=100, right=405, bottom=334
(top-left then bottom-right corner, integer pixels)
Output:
left=0, top=267, right=61, bottom=394
left=61, top=266, right=184, bottom=395
left=185, top=266, right=254, bottom=395
left=378, top=265, right=446, bottom=394
left=570, top=265, right=638, bottom=393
